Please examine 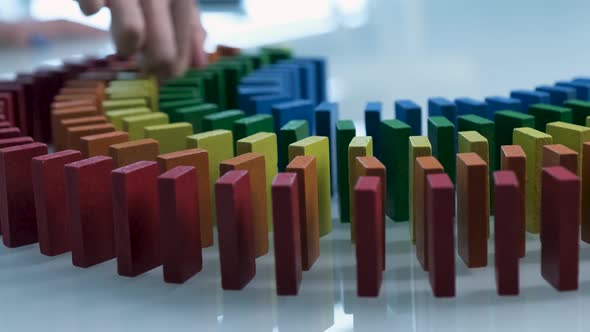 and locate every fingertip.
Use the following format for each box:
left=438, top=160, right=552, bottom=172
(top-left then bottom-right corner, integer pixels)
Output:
left=112, top=21, right=144, bottom=57
left=77, top=0, right=105, bottom=15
